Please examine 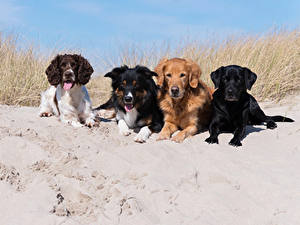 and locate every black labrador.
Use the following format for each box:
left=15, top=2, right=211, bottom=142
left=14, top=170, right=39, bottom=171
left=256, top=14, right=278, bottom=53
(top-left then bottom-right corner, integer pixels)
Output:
left=205, top=65, right=294, bottom=147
